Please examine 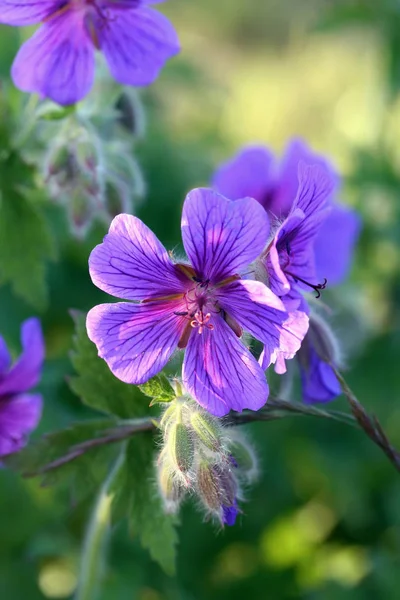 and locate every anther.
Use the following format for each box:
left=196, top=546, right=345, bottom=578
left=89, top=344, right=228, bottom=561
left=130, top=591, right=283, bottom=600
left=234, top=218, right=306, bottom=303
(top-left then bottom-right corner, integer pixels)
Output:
left=285, top=272, right=328, bottom=298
